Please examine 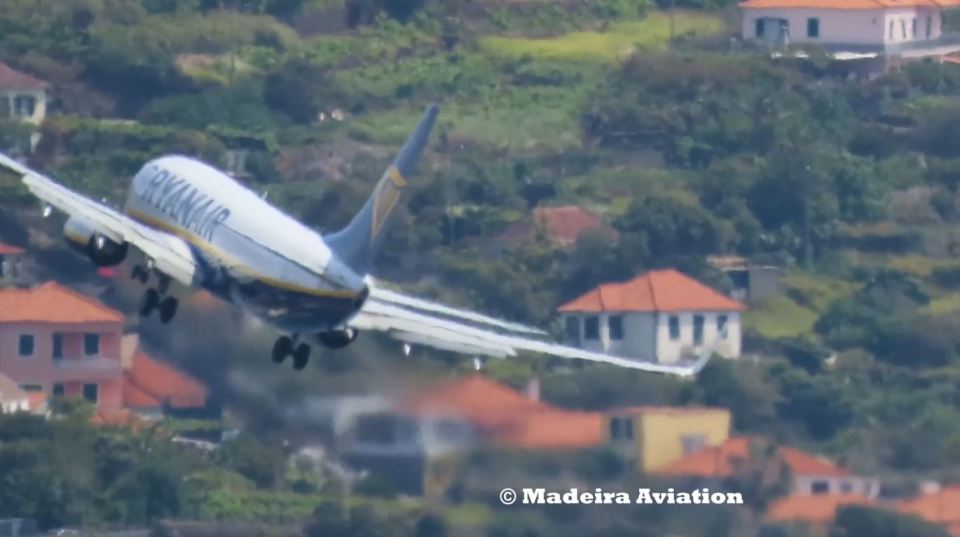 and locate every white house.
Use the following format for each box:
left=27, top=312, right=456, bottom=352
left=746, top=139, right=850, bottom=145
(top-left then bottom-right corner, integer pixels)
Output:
left=558, top=269, right=746, bottom=364
left=0, top=62, right=48, bottom=125
left=740, top=0, right=960, bottom=60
